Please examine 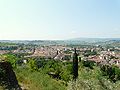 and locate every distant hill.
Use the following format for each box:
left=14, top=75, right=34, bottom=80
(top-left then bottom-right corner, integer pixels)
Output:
left=69, top=38, right=120, bottom=43
left=0, top=38, right=120, bottom=45
left=70, top=37, right=120, bottom=41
